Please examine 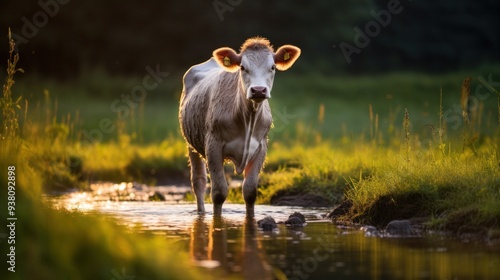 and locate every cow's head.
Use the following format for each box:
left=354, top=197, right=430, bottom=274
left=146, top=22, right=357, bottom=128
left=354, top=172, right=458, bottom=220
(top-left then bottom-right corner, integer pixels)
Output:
left=213, top=37, right=301, bottom=103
